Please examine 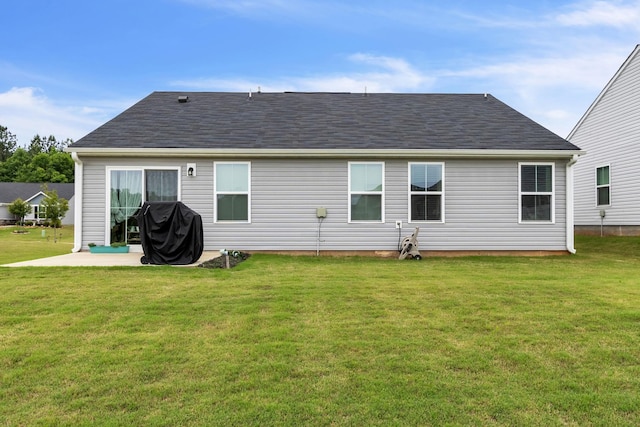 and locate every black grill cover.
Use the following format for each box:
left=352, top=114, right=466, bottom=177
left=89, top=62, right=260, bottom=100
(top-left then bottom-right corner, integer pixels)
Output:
left=137, top=202, right=203, bottom=265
